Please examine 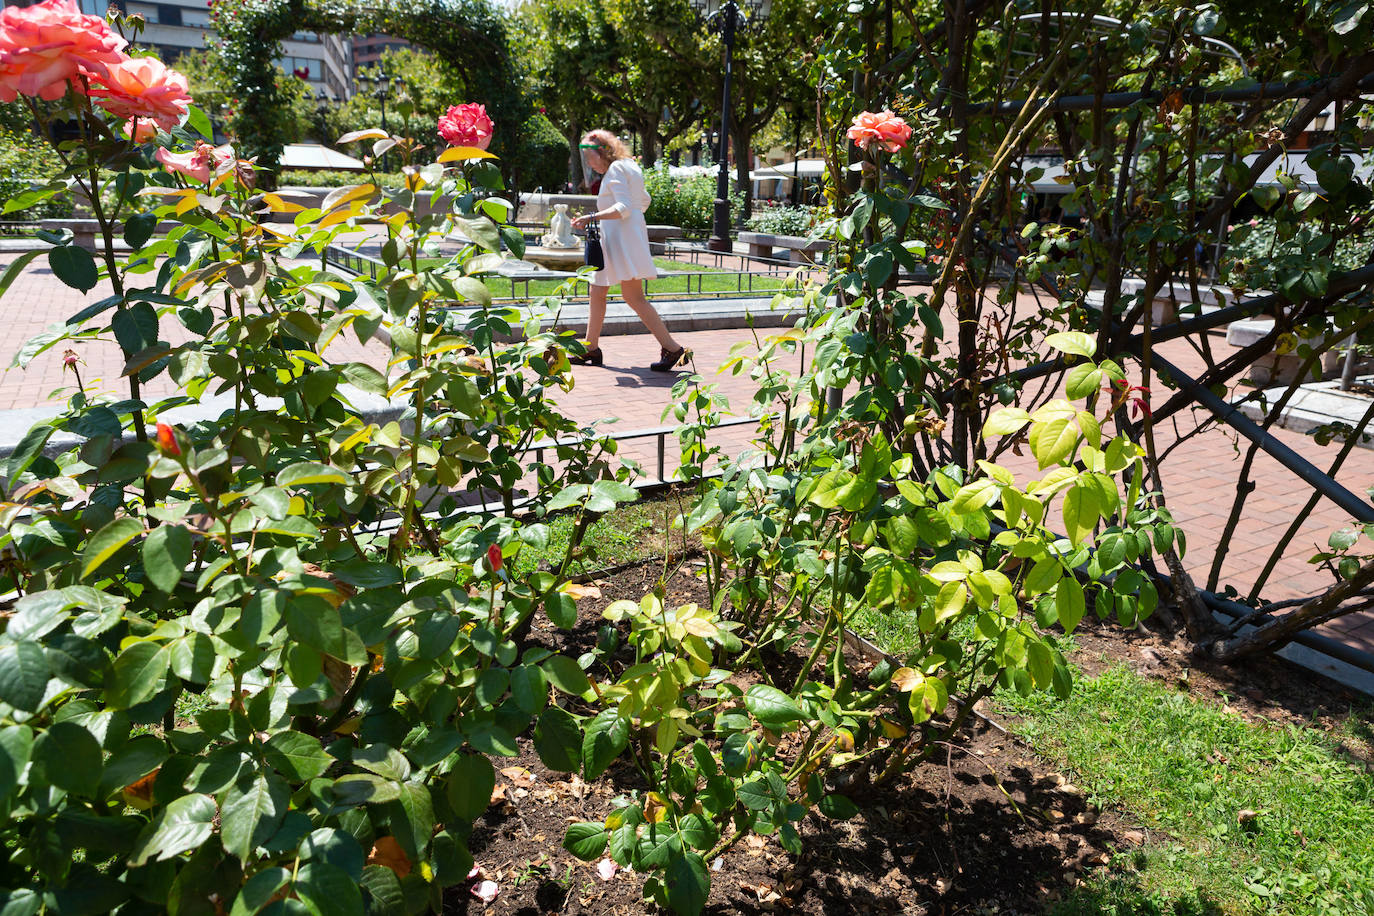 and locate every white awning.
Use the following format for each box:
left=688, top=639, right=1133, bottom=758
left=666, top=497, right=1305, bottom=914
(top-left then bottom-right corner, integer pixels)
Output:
left=750, top=158, right=828, bottom=182
left=279, top=143, right=366, bottom=171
